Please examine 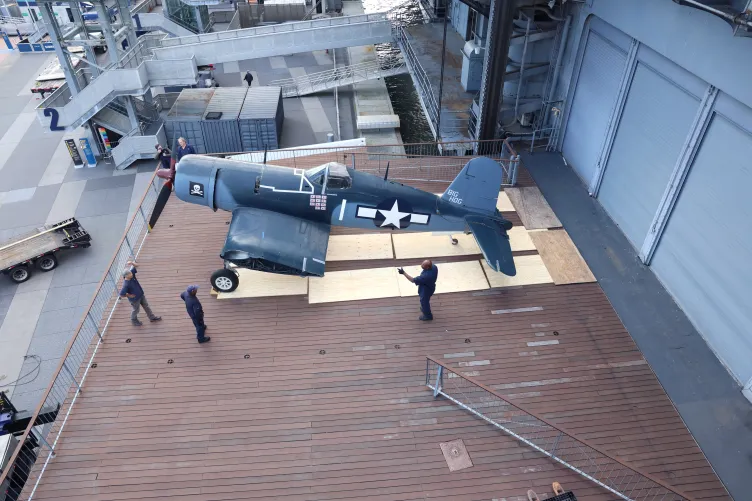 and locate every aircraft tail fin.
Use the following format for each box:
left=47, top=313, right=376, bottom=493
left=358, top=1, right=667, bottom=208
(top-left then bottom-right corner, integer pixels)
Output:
left=466, top=214, right=516, bottom=276
left=441, top=157, right=503, bottom=213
